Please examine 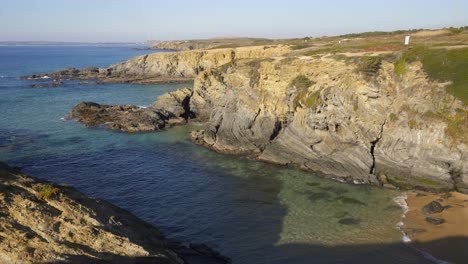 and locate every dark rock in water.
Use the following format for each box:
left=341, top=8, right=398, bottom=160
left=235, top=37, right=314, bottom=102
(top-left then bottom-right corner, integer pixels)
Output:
left=403, top=227, right=427, bottom=235
left=22, top=67, right=103, bottom=80
left=442, top=205, right=453, bottom=210
left=338, top=218, right=361, bottom=225
left=67, top=102, right=186, bottom=132
left=422, top=201, right=444, bottom=214
left=415, top=192, right=427, bottom=197
left=336, top=196, right=366, bottom=206
left=319, top=185, right=348, bottom=195
left=333, top=211, right=349, bottom=218
left=385, top=204, right=403, bottom=211
left=306, top=182, right=320, bottom=187
left=304, top=191, right=332, bottom=202
left=31, top=80, right=63, bottom=88
left=425, top=217, right=445, bottom=225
